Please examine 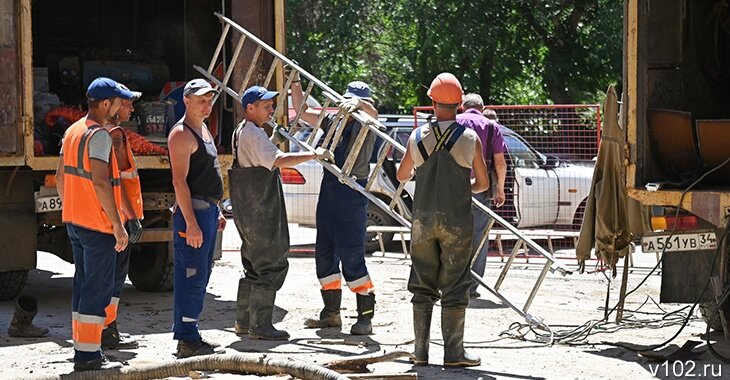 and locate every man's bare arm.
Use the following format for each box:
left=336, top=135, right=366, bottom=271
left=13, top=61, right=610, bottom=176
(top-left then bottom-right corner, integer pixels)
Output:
left=273, top=152, right=316, bottom=169
left=397, top=145, right=416, bottom=182
left=471, top=139, right=489, bottom=193
left=55, top=157, right=65, bottom=201
left=290, top=81, right=322, bottom=126
left=168, top=127, right=197, bottom=230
